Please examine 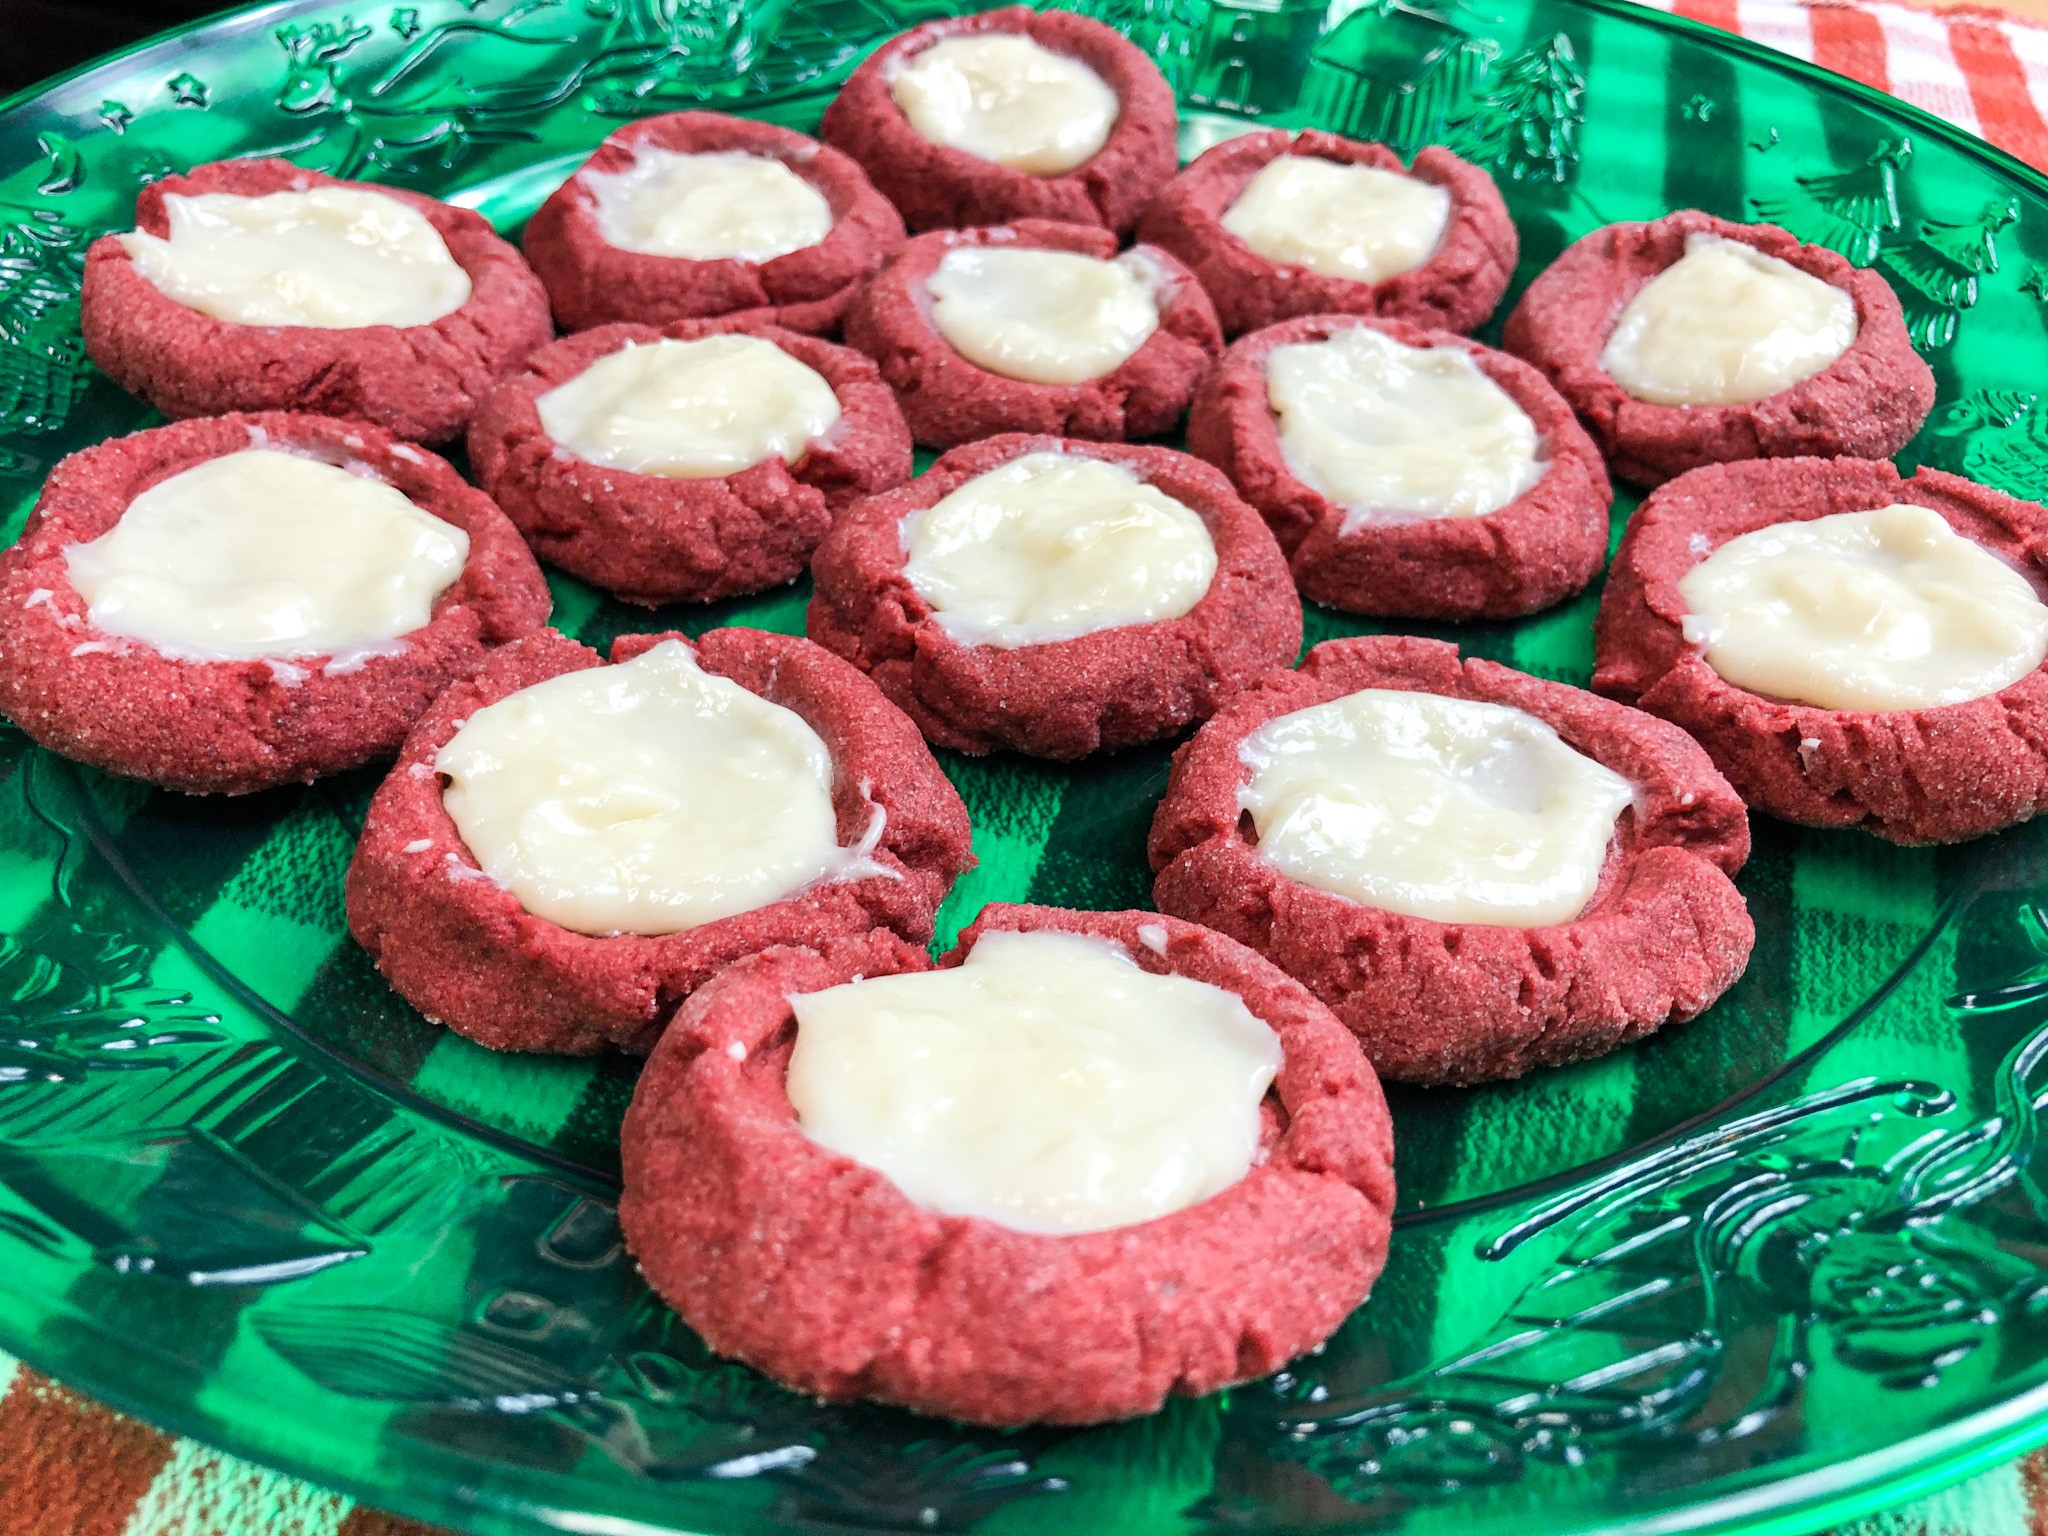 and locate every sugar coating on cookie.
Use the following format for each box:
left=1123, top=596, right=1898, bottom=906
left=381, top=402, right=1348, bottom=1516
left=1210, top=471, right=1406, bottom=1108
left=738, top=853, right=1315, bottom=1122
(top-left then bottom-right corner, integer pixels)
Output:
left=1150, top=635, right=1755, bottom=1084
left=786, top=928, right=1280, bottom=1234
left=618, top=905, right=1395, bottom=1425
left=1595, top=457, right=2048, bottom=844
left=807, top=434, right=1299, bottom=759
left=820, top=6, right=1177, bottom=235
left=0, top=411, right=550, bottom=795
left=345, top=627, right=974, bottom=1054
left=1502, top=211, right=1931, bottom=486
